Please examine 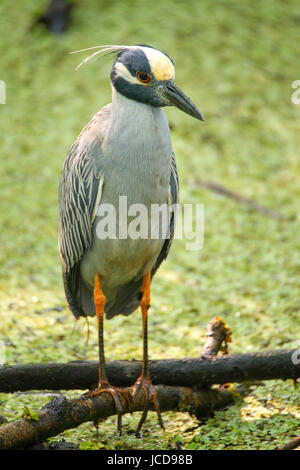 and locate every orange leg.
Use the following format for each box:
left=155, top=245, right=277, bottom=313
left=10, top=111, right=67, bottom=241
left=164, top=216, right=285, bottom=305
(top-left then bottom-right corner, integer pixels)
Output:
left=131, top=271, right=165, bottom=435
left=82, top=274, right=130, bottom=435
